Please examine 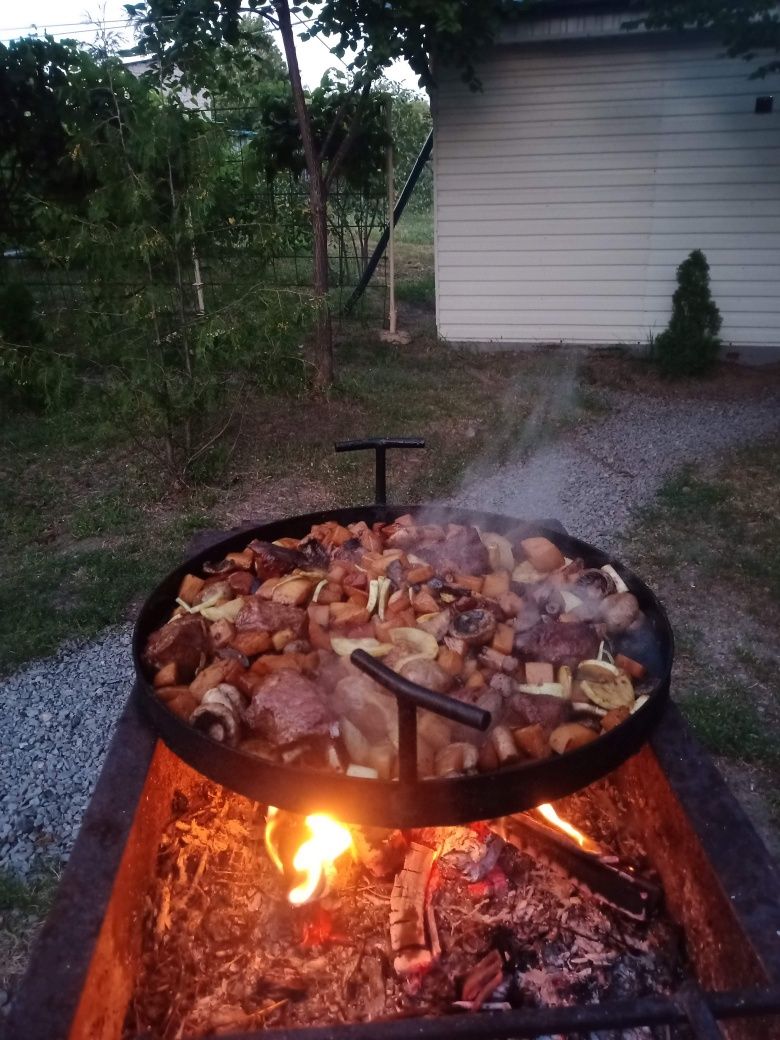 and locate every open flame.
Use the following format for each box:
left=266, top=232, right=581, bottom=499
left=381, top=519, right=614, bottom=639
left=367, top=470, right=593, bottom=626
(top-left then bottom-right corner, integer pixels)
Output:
left=536, top=803, right=601, bottom=855
left=265, top=807, right=353, bottom=906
